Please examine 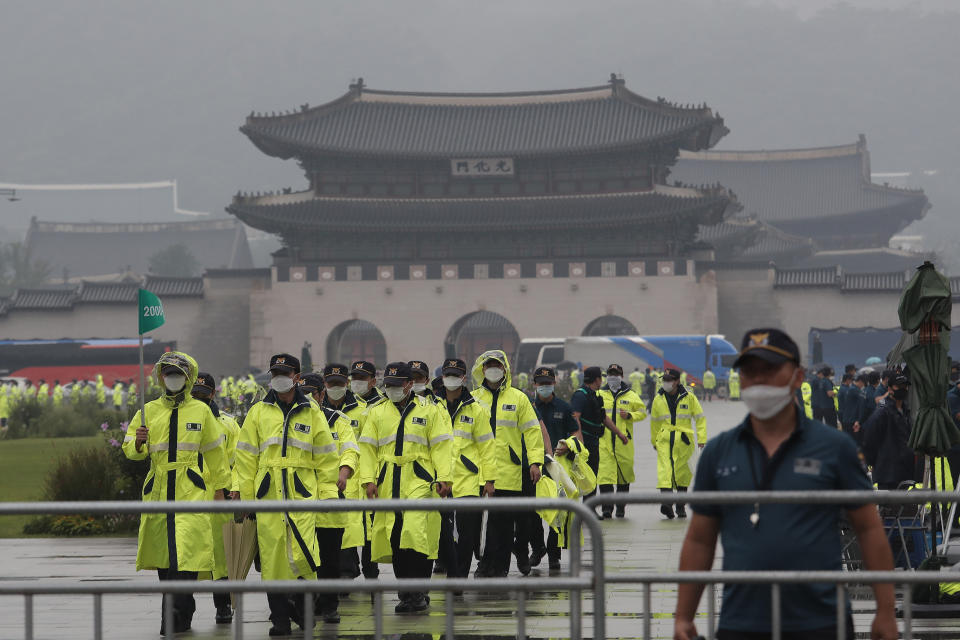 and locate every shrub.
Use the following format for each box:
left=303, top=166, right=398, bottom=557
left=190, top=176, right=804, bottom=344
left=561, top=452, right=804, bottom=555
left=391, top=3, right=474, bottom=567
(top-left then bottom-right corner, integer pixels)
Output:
left=4, top=399, right=133, bottom=439
left=42, top=445, right=122, bottom=502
